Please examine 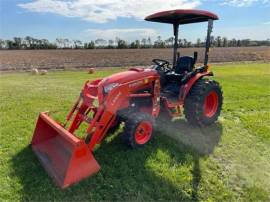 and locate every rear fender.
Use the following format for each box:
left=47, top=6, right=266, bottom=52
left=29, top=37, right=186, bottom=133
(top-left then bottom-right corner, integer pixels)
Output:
left=179, top=71, right=213, bottom=102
